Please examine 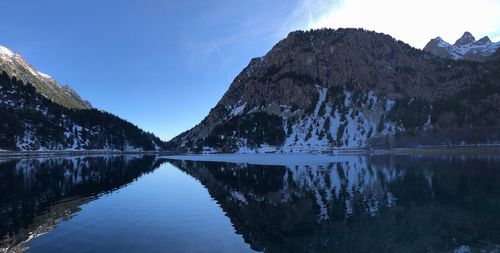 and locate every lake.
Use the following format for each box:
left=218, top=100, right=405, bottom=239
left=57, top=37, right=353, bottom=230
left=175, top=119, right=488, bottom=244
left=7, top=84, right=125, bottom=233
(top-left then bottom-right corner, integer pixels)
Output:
left=1, top=154, right=499, bottom=252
